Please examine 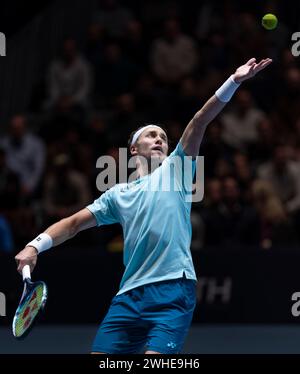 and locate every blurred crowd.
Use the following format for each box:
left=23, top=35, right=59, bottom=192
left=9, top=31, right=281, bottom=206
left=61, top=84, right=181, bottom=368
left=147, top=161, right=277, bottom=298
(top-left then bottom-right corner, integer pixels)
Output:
left=1, top=0, right=300, bottom=253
